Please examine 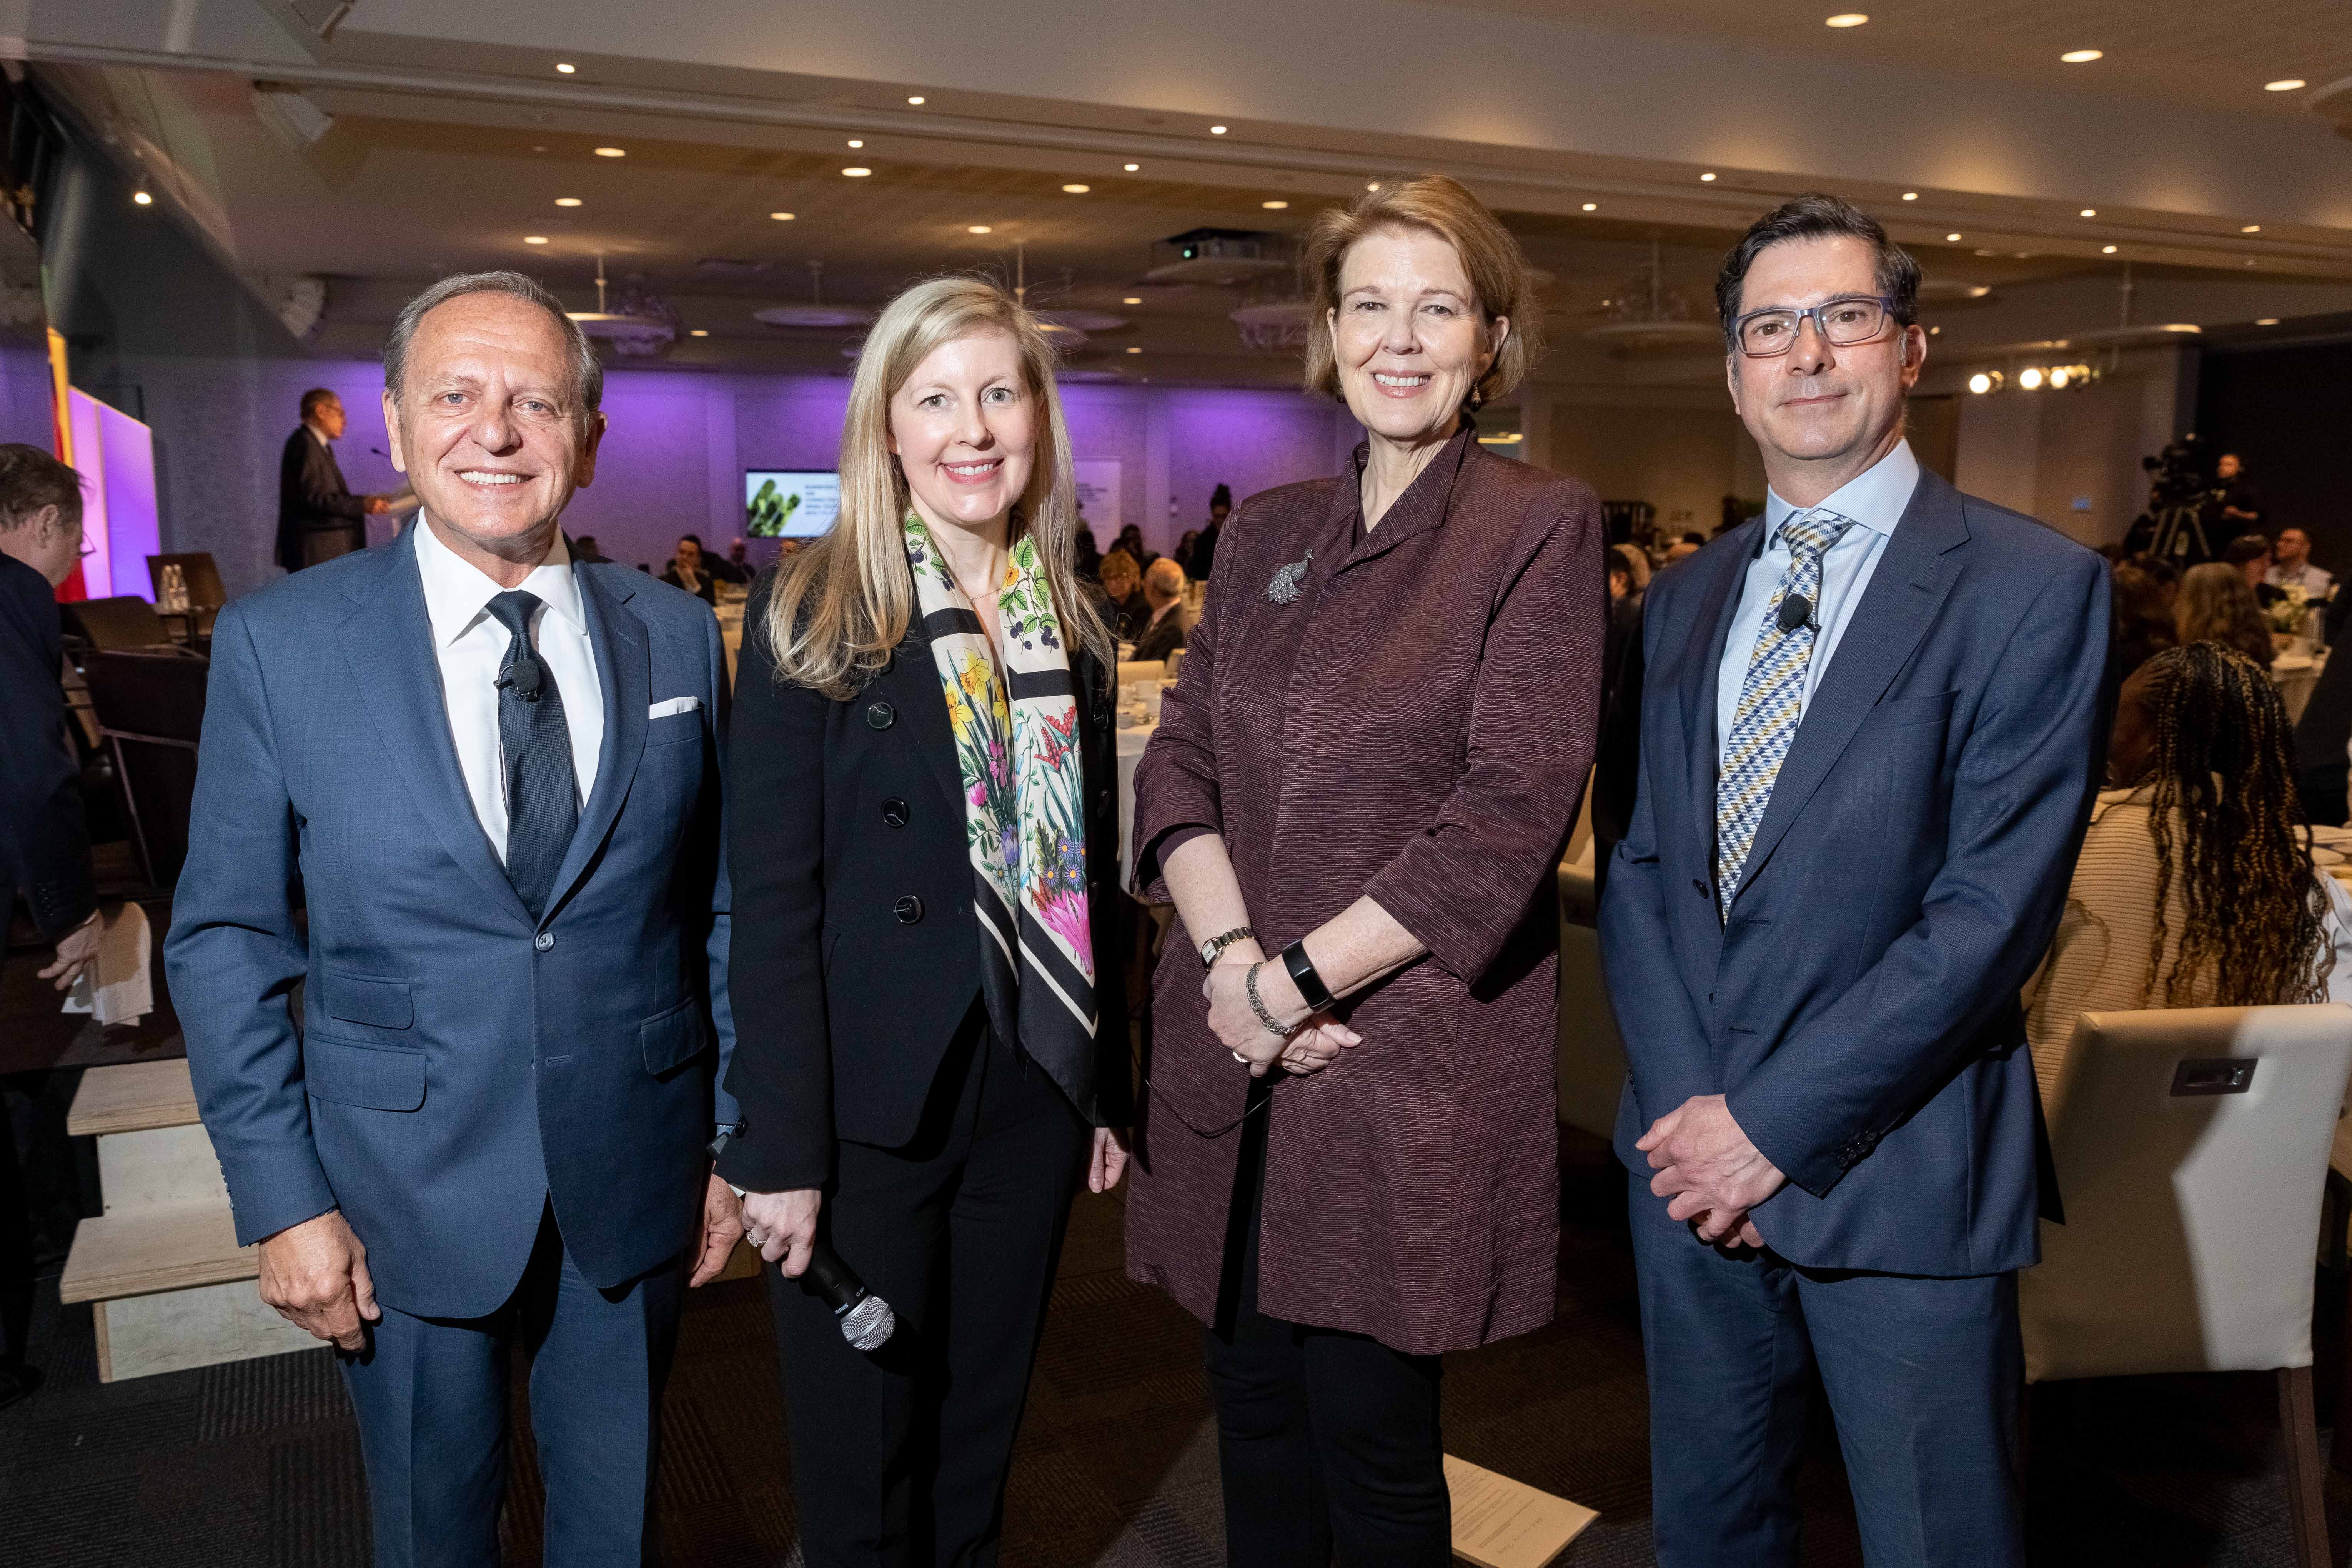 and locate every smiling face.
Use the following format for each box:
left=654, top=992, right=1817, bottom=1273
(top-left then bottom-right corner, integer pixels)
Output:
left=1329, top=227, right=1505, bottom=448
left=383, top=290, right=603, bottom=566
left=887, top=330, right=1036, bottom=541
left=1726, top=235, right=1923, bottom=497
